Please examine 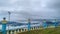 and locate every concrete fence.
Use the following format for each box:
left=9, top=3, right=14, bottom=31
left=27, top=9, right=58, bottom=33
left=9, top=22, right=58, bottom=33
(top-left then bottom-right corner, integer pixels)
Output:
left=4, top=25, right=57, bottom=34
left=6, top=27, right=40, bottom=34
